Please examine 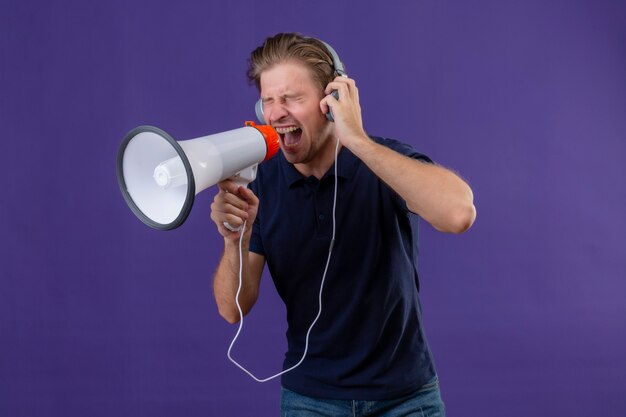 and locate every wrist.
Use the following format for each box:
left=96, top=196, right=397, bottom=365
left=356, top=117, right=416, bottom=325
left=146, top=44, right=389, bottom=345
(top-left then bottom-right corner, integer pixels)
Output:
left=224, top=236, right=249, bottom=251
